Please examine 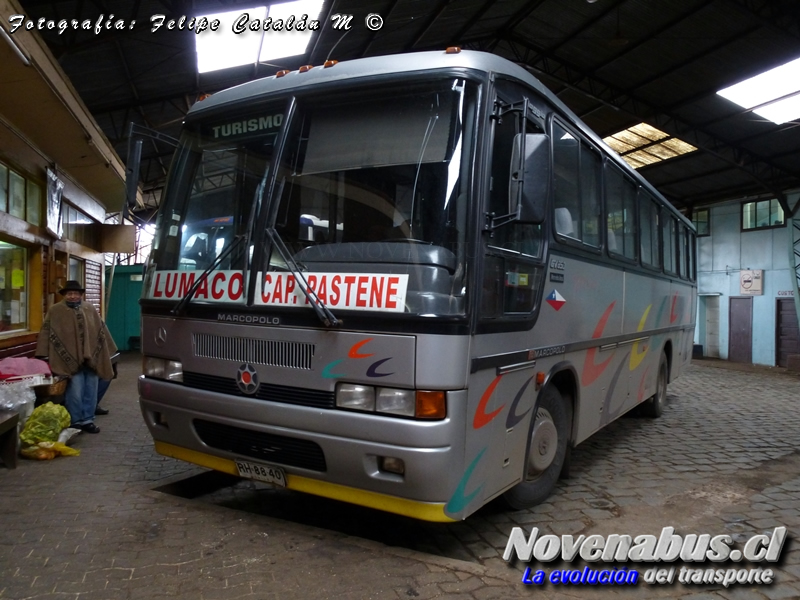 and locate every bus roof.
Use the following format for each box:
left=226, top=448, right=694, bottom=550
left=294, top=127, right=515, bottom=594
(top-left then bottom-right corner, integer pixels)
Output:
left=188, top=50, right=690, bottom=227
